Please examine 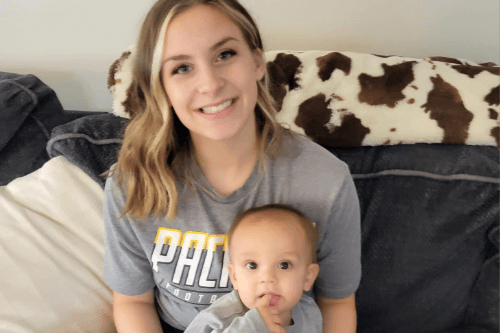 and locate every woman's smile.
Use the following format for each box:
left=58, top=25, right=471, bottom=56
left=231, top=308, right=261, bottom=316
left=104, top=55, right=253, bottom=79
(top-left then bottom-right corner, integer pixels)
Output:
left=197, top=97, right=238, bottom=120
left=198, top=98, right=236, bottom=113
